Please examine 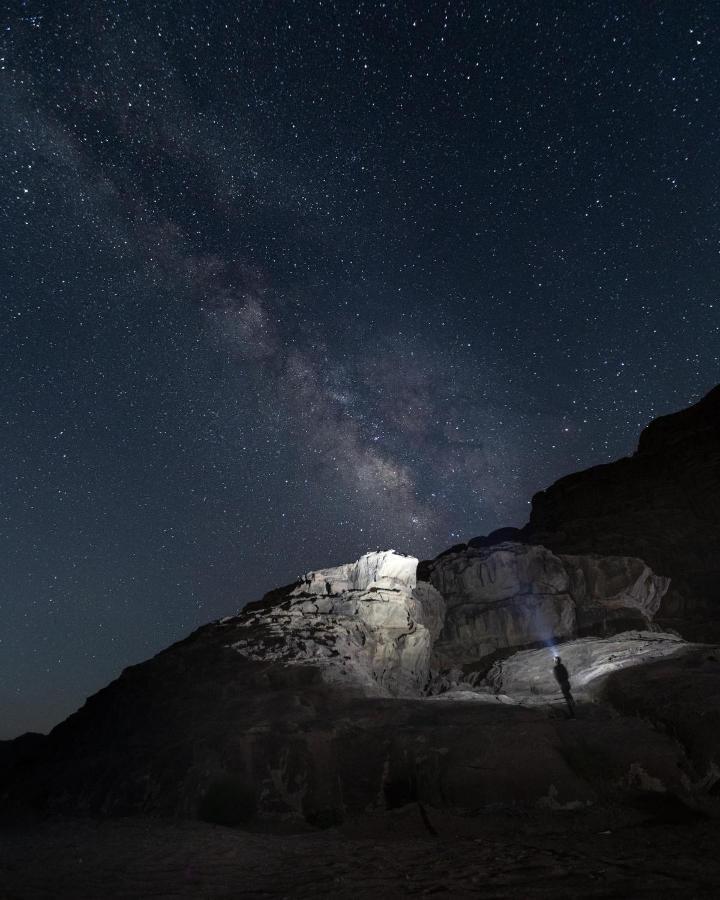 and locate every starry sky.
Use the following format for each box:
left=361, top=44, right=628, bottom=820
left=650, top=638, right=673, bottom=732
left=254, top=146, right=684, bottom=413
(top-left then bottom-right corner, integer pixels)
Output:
left=2, top=1, right=719, bottom=738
